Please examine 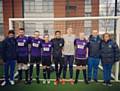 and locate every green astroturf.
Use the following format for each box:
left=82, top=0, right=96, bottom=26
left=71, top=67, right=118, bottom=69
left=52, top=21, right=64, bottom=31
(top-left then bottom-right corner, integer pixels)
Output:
left=0, top=64, right=120, bottom=91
